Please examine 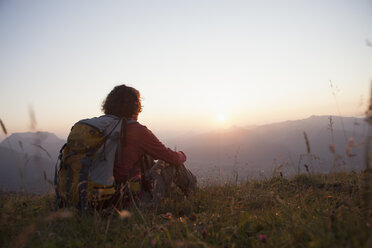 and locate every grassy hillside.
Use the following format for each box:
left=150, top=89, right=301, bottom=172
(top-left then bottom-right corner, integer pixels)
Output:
left=1, top=172, right=371, bottom=248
